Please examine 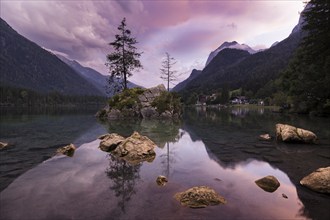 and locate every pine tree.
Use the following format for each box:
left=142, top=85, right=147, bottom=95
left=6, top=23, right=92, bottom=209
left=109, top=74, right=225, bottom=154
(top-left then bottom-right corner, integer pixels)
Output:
left=106, top=18, right=142, bottom=90
left=160, top=52, right=181, bottom=91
